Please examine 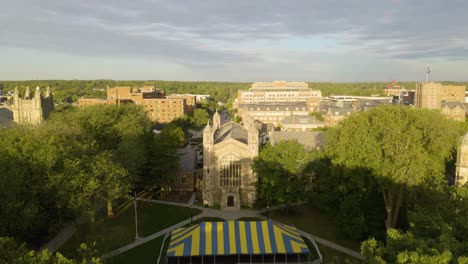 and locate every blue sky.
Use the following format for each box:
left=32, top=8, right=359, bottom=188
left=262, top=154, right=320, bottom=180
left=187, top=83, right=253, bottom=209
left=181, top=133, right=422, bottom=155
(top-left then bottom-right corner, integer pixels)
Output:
left=1, top=0, right=468, bottom=81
